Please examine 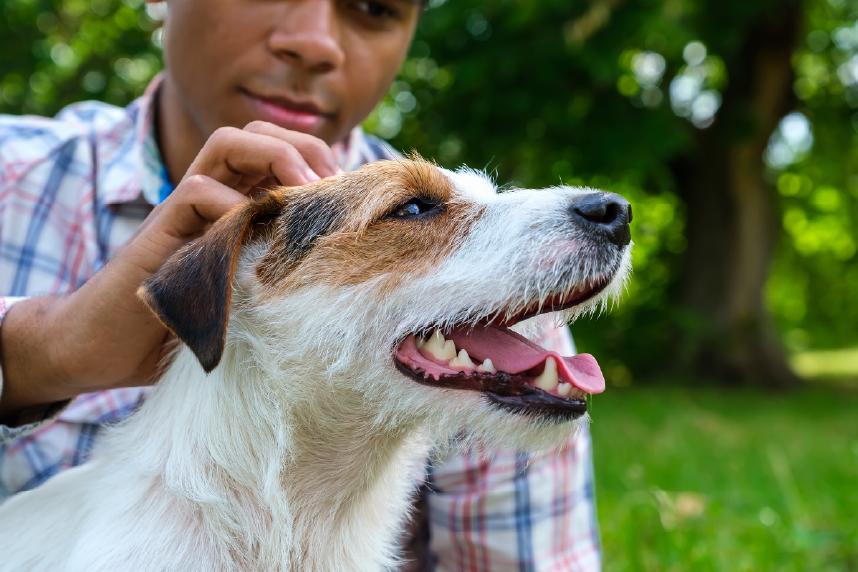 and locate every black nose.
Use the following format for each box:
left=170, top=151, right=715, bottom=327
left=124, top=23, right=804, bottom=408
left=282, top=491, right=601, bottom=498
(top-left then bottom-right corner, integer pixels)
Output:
left=569, top=192, right=632, bottom=246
